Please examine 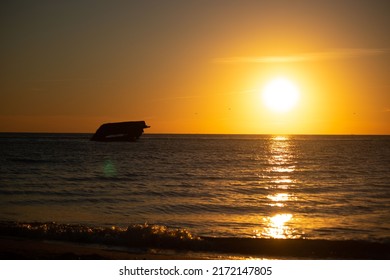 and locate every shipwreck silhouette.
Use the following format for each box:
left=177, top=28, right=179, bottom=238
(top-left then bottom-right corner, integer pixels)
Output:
left=91, top=121, right=150, bottom=142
